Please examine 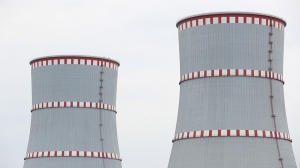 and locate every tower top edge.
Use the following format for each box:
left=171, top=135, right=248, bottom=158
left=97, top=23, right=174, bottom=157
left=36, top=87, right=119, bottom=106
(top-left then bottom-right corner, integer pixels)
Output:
left=29, top=55, right=120, bottom=66
left=176, top=11, right=286, bottom=27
